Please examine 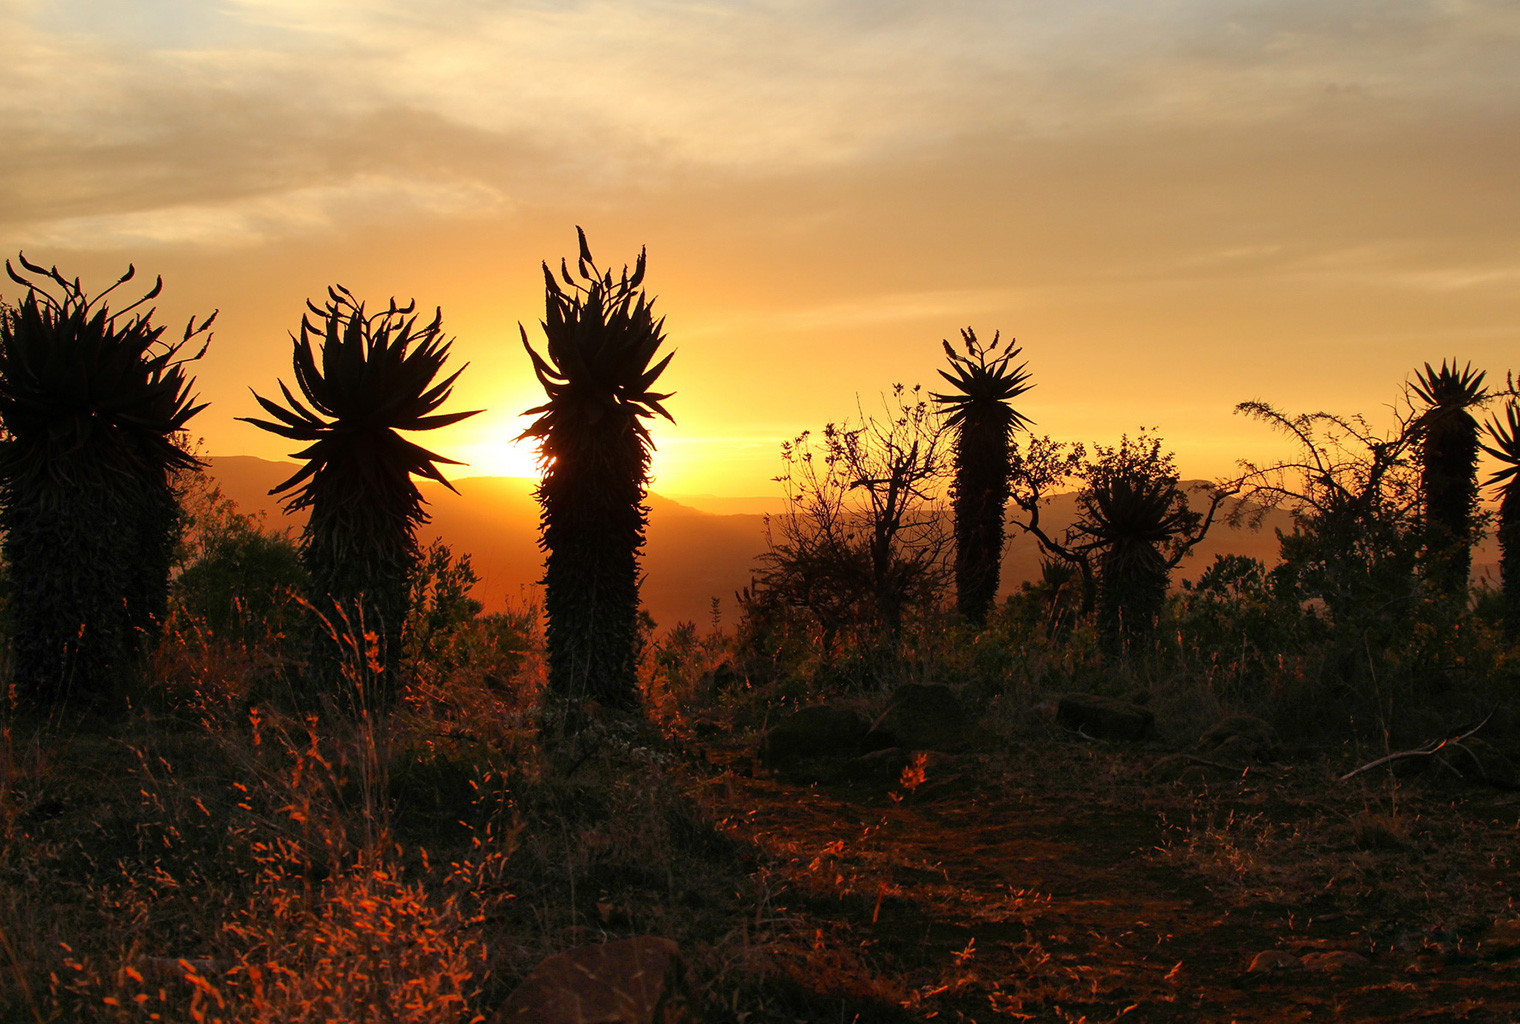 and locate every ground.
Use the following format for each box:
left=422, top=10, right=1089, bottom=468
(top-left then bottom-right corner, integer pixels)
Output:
left=690, top=735, right=1520, bottom=1023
